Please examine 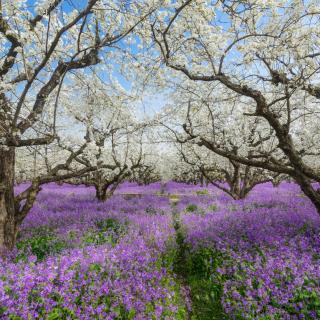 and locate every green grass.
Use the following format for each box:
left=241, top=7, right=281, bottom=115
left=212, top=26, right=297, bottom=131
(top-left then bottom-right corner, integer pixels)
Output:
left=170, top=209, right=228, bottom=320
left=183, top=247, right=228, bottom=320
